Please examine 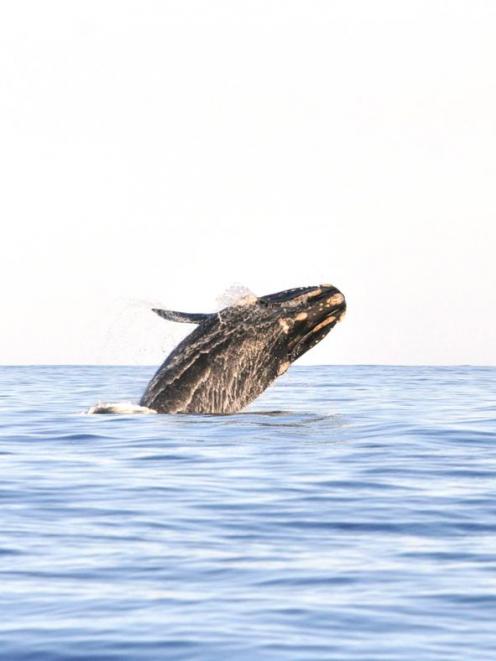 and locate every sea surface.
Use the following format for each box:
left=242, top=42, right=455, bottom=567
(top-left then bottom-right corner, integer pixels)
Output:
left=1, top=365, right=495, bottom=660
